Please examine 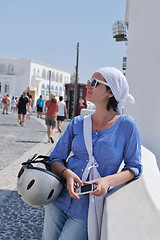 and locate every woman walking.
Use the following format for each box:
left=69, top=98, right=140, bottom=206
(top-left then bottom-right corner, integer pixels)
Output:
left=44, top=92, right=58, bottom=144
